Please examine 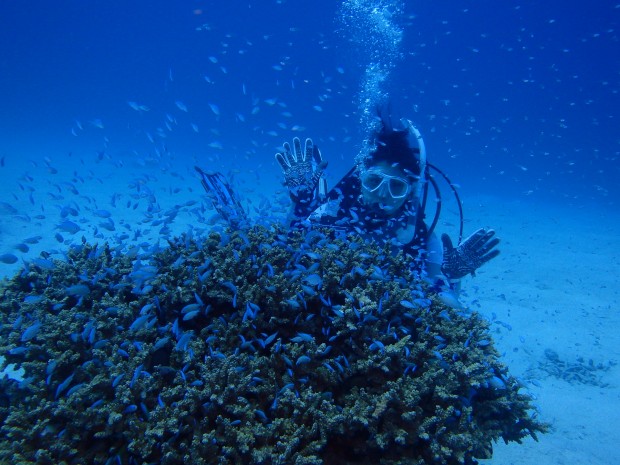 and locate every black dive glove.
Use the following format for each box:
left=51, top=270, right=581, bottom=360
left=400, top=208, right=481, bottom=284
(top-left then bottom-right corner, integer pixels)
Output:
left=275, top=137, right=327, bottom=205
left=441, top=228, right=500, bottom=279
